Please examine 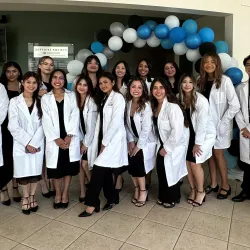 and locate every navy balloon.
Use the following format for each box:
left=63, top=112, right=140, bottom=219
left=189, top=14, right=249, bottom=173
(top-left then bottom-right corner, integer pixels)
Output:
left=169, top=27, right=186, bottom=43
left=155, top=24, right=169, bottom=39
left=215, top=41, right=229, bottom=54
left=198, top=27, right=215, bottom=43
left=225, top=67, right=243, bottom=86
left=145, top=20, right=157, bottom=31
left=185, top=34, right=201, bottom=49
left=182, top=19, right=198, bottom=35
left=91, top=41, right=104, bottom=53
left=161, top=38, right=174, bottom=49
left=137, top=24, right=152, bottom=40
